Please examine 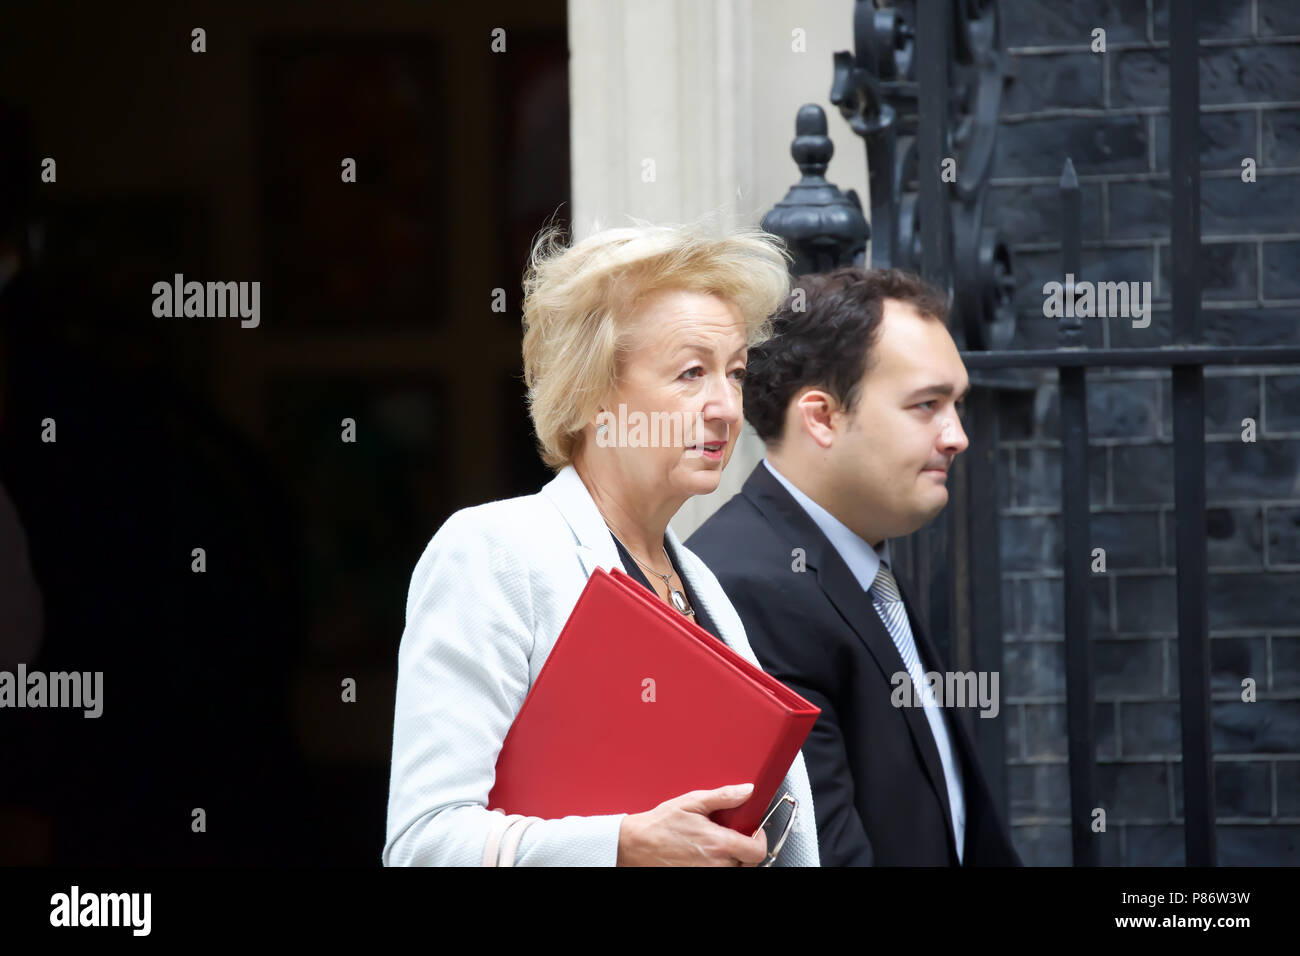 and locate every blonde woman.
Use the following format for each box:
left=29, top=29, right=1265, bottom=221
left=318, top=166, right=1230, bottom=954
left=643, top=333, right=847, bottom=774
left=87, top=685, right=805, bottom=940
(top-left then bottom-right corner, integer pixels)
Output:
left=383, top=223, right=818, bottom=867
